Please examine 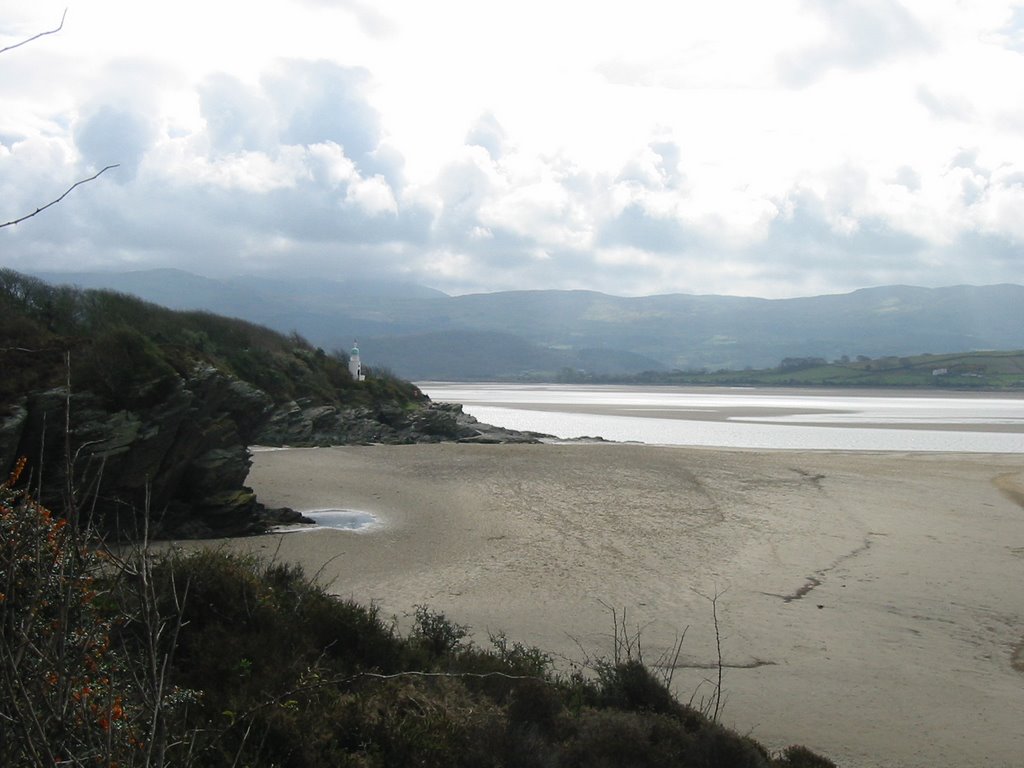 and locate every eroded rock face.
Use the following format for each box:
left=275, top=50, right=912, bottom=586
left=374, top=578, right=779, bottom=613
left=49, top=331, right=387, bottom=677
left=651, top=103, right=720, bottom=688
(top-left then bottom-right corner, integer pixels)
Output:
left=2, top=366, right=544, bottom=539
left=5, top=365, right=275, bottom=538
